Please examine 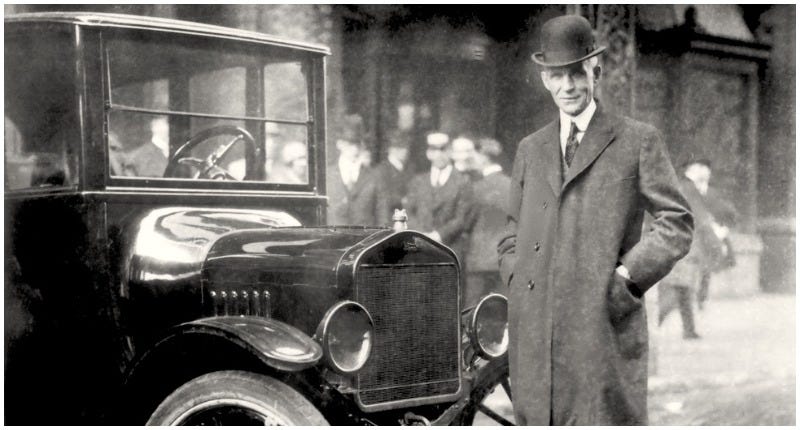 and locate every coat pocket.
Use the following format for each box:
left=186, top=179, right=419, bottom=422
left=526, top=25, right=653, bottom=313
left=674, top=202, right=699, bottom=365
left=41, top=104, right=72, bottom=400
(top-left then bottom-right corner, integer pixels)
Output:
left=607, top=273, right=647, bottom=359
left=607, top=272, right=642, bottom=324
